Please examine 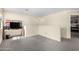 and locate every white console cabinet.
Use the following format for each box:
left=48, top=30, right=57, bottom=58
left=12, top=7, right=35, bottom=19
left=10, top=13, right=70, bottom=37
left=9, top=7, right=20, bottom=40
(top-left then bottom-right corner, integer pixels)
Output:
left=4, top=29, right=23, bottom=39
